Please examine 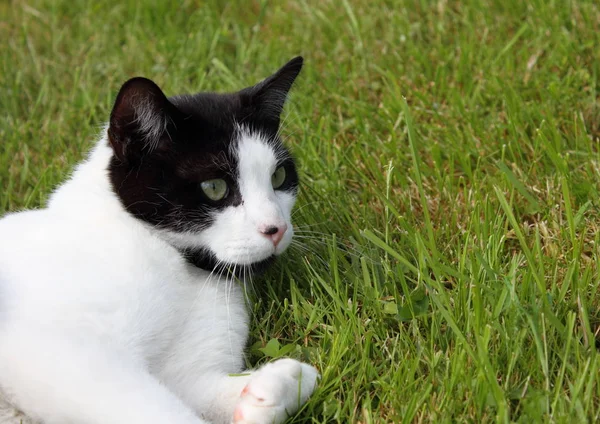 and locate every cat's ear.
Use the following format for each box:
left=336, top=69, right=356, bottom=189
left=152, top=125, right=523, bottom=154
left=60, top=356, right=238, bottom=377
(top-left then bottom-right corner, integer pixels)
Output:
left=108, top=77, right=175, bottom=162
left=240, top=56, right=303, bottom=126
